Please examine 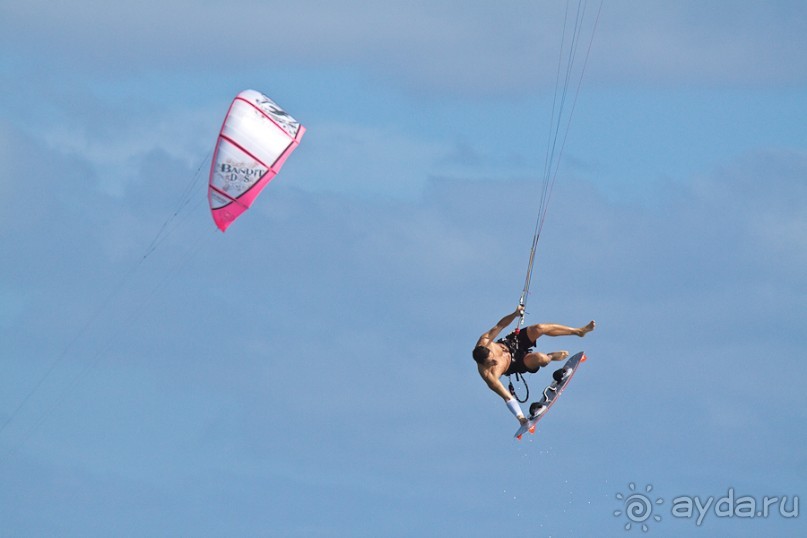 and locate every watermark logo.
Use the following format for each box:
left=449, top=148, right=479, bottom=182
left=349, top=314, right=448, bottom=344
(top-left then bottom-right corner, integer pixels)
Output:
left=613, top=482, right=800, bottom=532
left=613, top=483, right=663, bottom=532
